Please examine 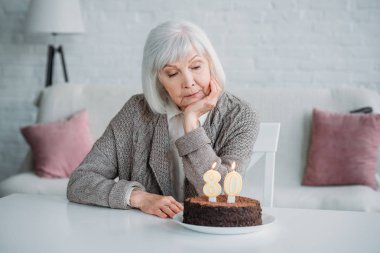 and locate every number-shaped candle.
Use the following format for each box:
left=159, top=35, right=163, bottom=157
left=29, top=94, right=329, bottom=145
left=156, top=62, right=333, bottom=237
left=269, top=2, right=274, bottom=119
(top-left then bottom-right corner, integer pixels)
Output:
left=203, top=162, right=222, bottom=202
left=223, top=161, right=243, bottom=203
